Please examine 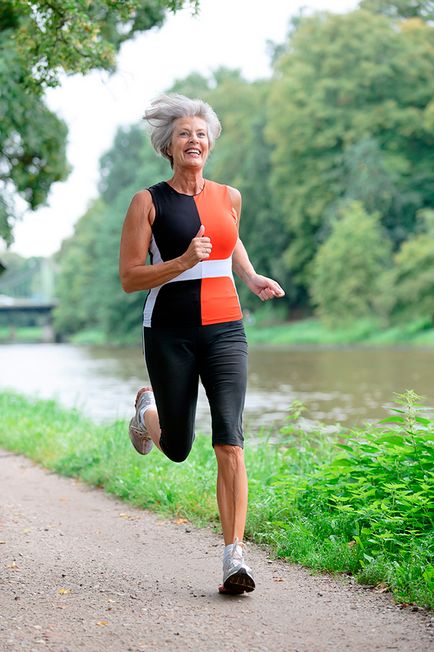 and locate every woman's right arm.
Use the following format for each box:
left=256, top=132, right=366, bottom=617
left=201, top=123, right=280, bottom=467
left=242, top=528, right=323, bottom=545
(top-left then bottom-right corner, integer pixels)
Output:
left=119, top=190, right=212, bottom=293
